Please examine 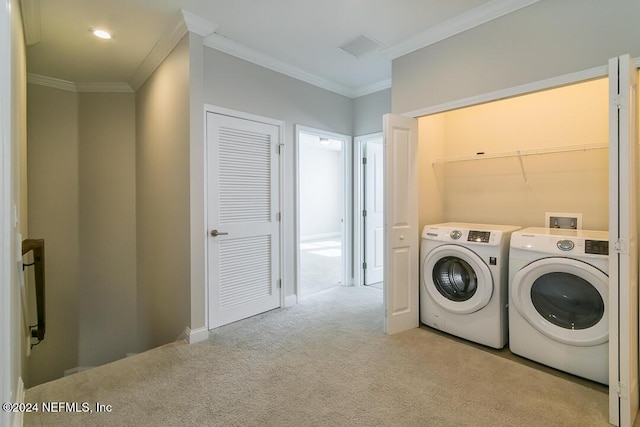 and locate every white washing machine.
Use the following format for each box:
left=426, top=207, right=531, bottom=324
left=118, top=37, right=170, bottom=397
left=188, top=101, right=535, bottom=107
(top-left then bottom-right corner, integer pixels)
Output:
left=509, top=227, right=609, bottom=384
left=420, top=222, right=521, bottom=349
